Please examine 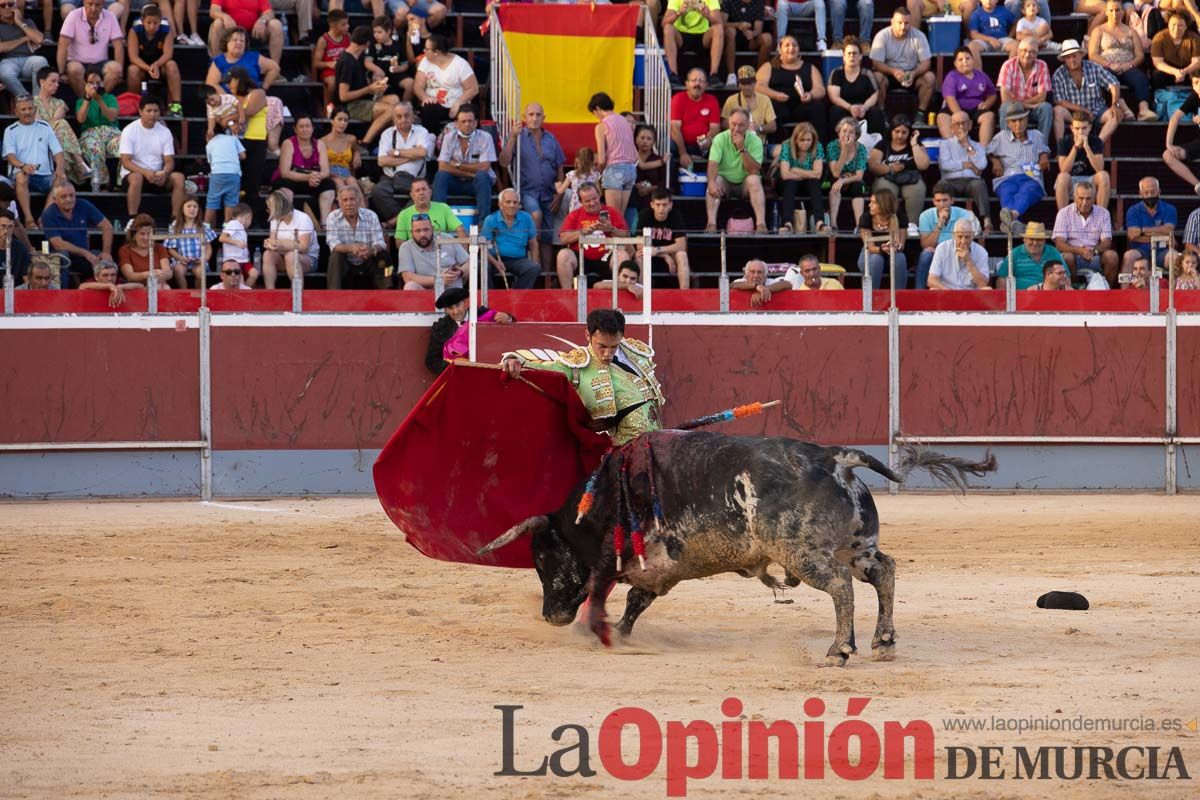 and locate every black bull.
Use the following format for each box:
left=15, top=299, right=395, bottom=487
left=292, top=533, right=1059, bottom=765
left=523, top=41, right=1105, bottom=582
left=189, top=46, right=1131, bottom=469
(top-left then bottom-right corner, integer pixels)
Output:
left=480, top=430, right=995, bottom=666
